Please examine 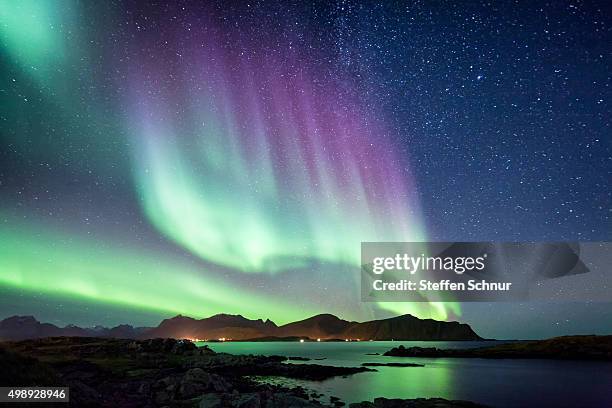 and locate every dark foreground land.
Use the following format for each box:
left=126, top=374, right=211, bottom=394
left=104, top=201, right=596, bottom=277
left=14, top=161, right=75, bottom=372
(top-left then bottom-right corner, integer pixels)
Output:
left=384, top=335, right=612, bottom=360
left=0, top=337, right=485, bottom=408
